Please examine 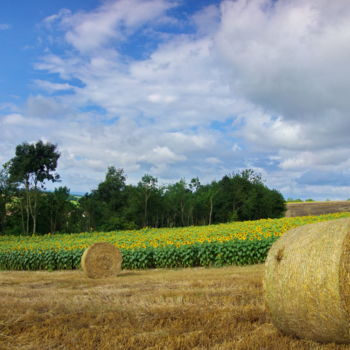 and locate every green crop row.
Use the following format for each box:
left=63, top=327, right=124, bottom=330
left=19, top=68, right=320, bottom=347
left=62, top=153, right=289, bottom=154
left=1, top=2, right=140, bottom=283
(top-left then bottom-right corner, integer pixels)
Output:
left=0, top=237, right=277, bottom=271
